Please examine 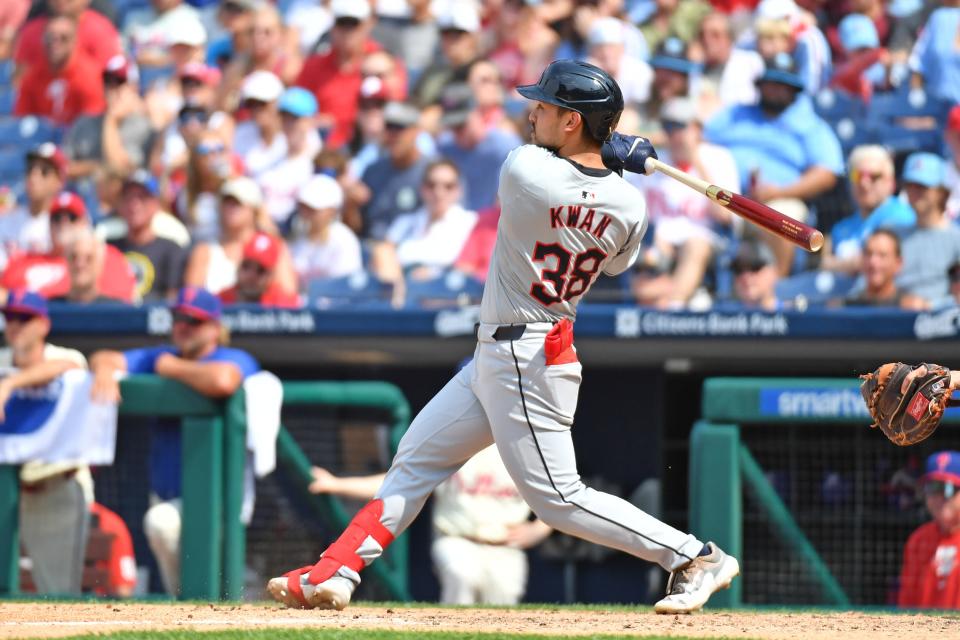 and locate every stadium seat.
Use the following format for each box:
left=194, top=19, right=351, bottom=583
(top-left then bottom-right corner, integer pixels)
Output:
left=865, top=86, right=950, bottom=154
left=0, top=87, right=15, bottom=116
left=774, top=270, right=858, bottom=306
left=0, top=60, right=12, bottom=86
left=813, top=87, right=866, bottom=123
left=403, top=270, right=484, bottom=308
left=0, top=148, right=25, bottom=180
left=307, top=271, right=394, bottom=309
left=0, top=116, right=59, bottom=150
